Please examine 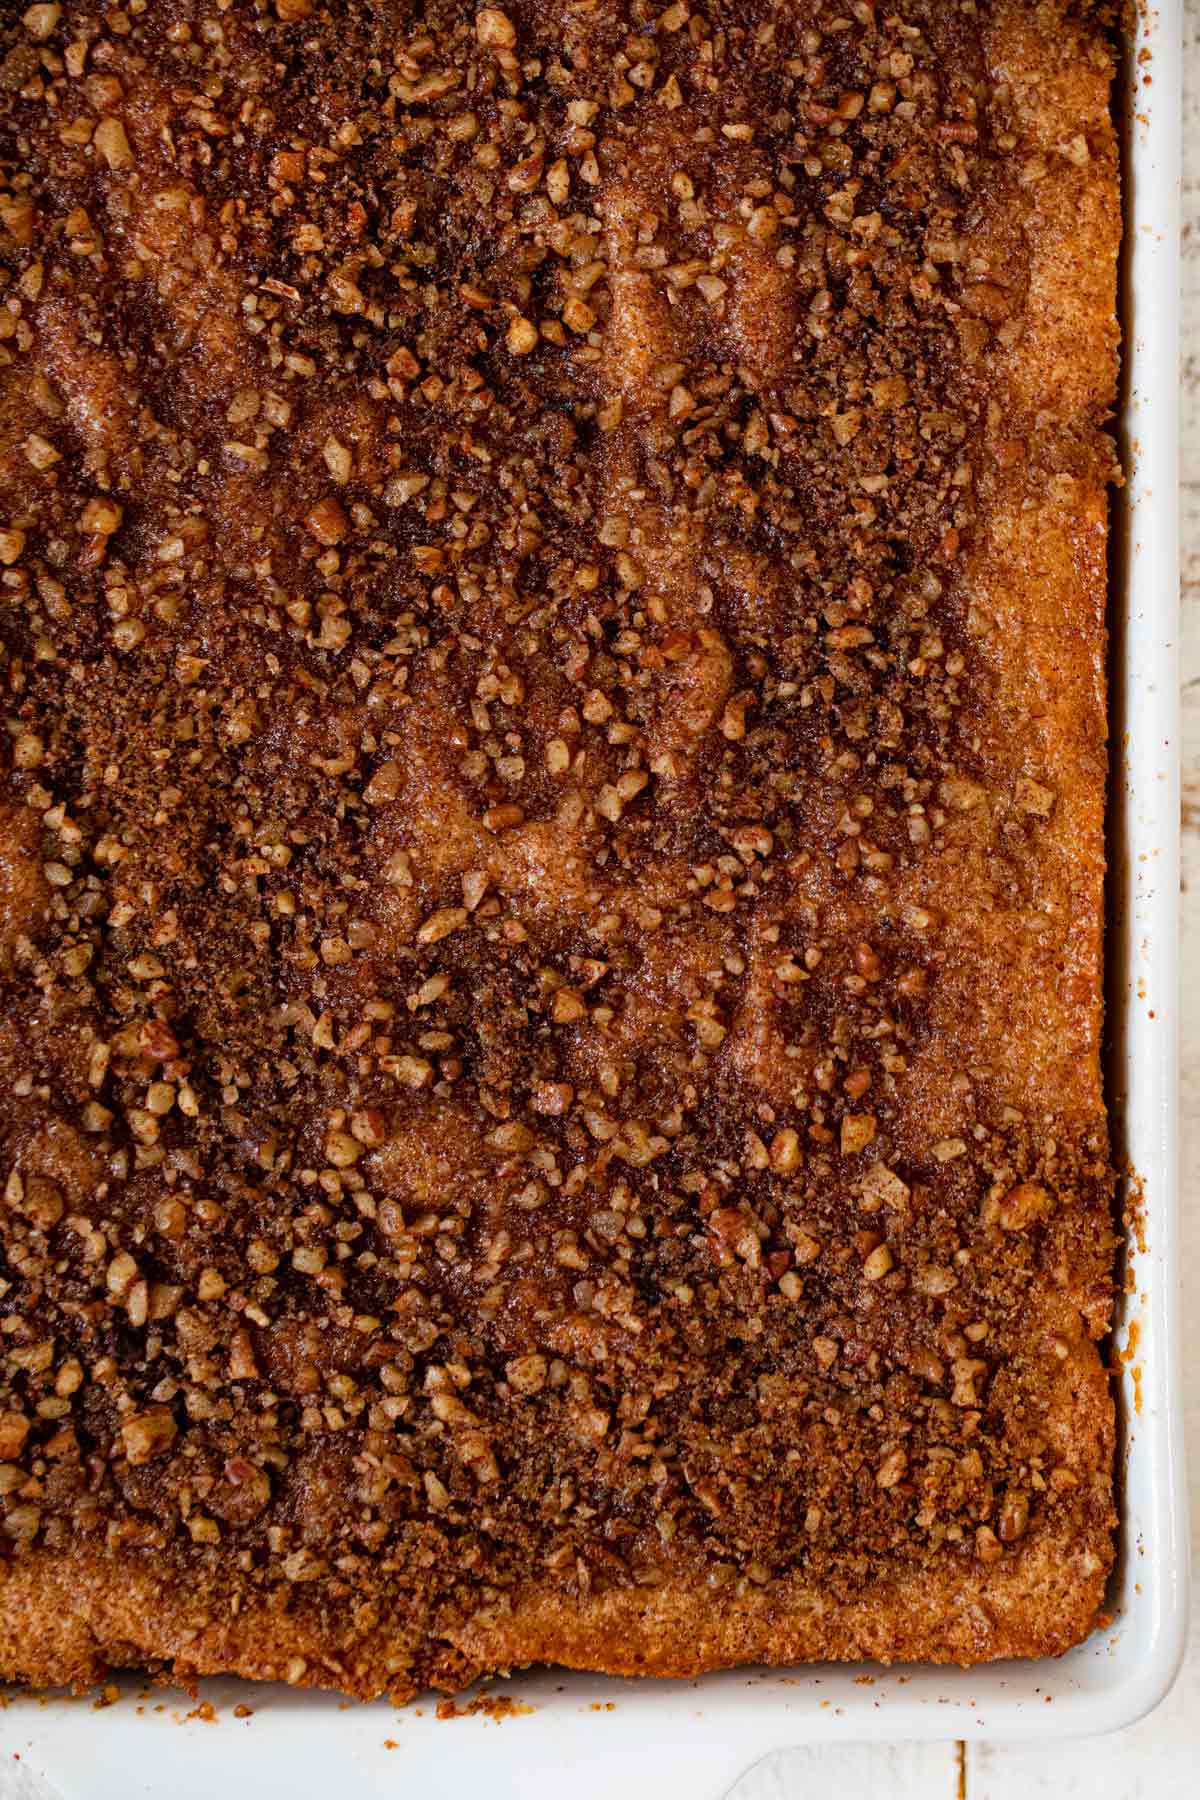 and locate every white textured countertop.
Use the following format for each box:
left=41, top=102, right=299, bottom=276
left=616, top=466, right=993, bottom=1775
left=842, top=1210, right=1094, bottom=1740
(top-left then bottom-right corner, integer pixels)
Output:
left=4, top=11, right=1199, bottom=1799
